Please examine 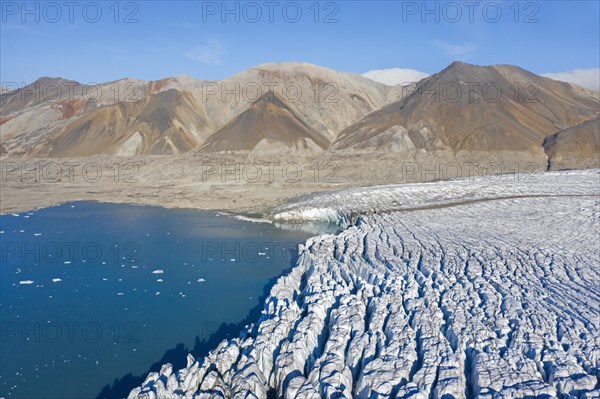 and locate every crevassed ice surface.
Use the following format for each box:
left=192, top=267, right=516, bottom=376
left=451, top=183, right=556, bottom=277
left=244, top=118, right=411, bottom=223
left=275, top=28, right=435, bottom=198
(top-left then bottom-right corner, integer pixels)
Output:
left=130, top=170, right=600, bottom=399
